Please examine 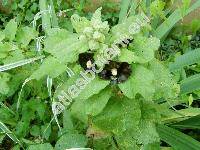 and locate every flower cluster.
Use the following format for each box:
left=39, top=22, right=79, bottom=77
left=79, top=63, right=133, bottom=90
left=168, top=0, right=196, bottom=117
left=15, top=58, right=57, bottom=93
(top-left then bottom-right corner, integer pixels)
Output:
left=71, top=7, right=109, bottom=50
